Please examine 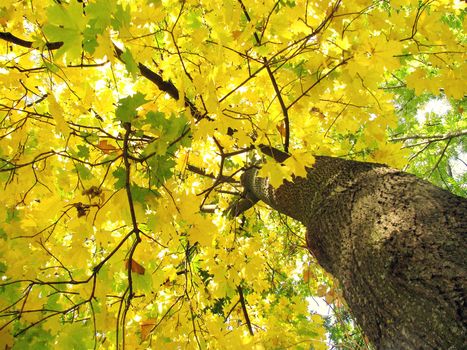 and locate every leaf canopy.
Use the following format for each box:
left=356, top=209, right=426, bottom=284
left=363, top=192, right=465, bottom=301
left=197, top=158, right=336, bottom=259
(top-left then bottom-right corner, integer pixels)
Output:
left=0, top=0, right=465, bottom=349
